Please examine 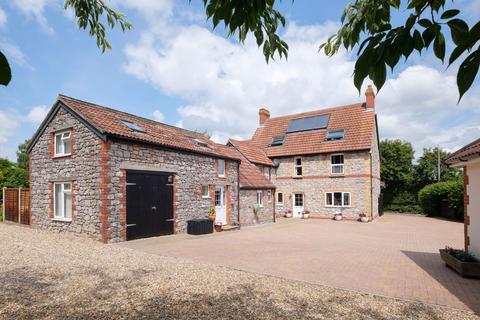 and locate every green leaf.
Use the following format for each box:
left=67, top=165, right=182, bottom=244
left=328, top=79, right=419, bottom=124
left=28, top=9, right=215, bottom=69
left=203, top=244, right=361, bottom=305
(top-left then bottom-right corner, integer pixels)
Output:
left=433, top=32, right=446, bottom=62
left=440, top=9, right=460, bottom=20
left=412, top=29, right=424, bottom=51
left=449, top=45, right=467, bottom=66
left=0, top=50, right=11, bottom=86
left=418, top=19, right=432, bottom=28
left=457, top=50, right=480, bottom=102
left=373, top=62, right=387, bottom=91
left=447, top=19, right=469, bottom=33
left=422, top=27, right=436, bottom=47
